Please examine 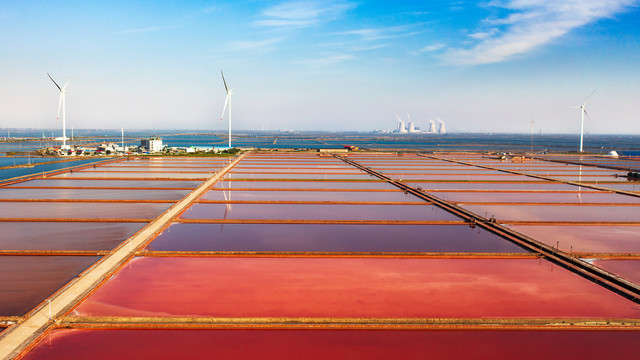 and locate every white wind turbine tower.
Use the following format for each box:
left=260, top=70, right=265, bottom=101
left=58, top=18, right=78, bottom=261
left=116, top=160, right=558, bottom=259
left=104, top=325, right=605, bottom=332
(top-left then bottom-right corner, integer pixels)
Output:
left=220, top=70, right=233, bottom=149
left=47, top=73, right=70, bottom=148
left=571, top=89, right=596, bottom=152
